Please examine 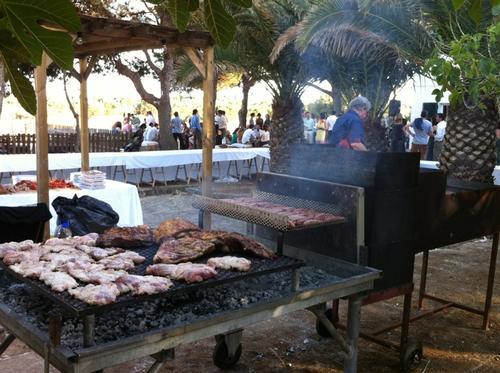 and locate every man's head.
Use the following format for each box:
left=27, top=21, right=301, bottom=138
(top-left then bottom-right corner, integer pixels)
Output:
left=349, top=96, right=371, bottom=120
left=250, top=113, right=255, bottom=118
left=146, top=111, right=152, bottom=116
left=421, top=110, right=429, bottom=119
left=331, top=110, right=336, bottom=116
left=257, top=113, right=261, bottom=118
left=174, top=111, right=179, bottom=117
left=193, top=109, right=198, bottom=115
left=436, top=113, right=445, bottom=122
left=248, top=124, right=255, bottom=129
left=304, top=111, right=311, bottom=119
